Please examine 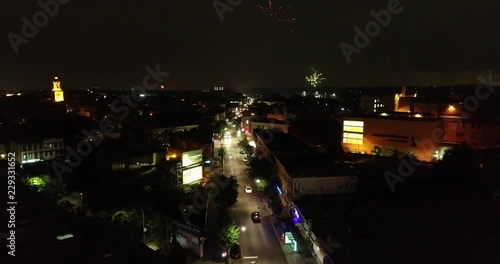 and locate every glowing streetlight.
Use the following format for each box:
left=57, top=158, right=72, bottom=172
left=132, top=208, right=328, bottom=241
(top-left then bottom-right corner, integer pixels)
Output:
left=241, top=226, right=246, bottom=232
left=256, top=179, right=261, bottom=184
